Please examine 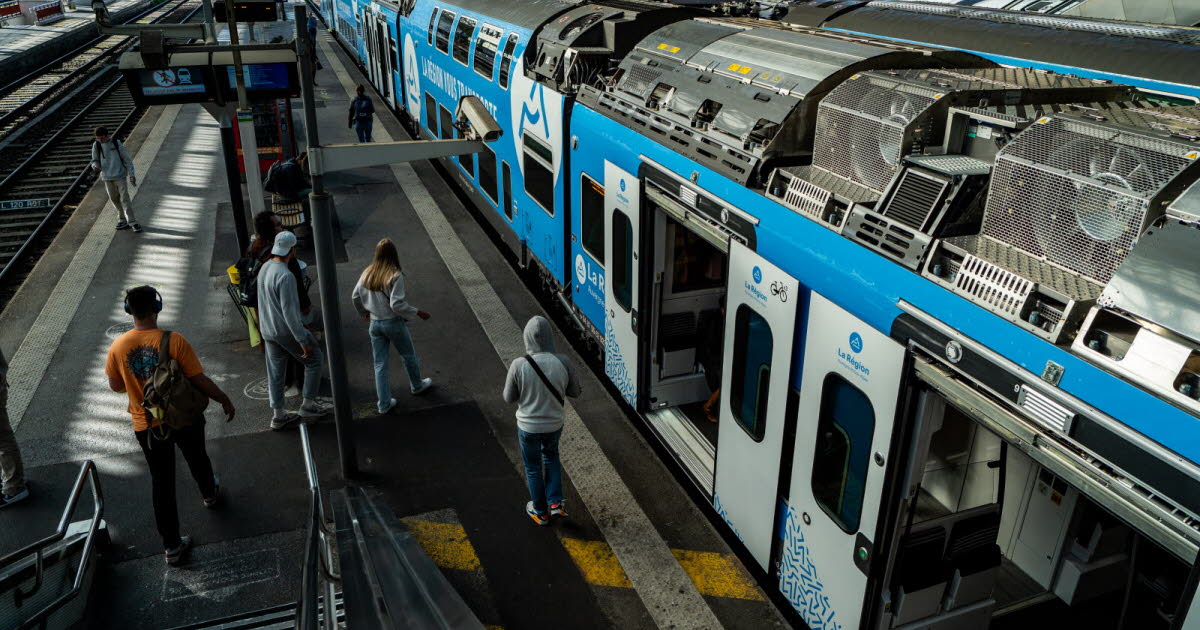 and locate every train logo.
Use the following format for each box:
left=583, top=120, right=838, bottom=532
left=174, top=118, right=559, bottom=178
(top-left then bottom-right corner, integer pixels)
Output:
left=403, top=34, right=421, bottom=115
left=849, top=332, right=863, bottom=353
left=752, top=266, right=762, bottom=284
left=575, top=253, right=588, bottom=285
left=510, top=59, right=562, bottom=178
left=619, top=179, right=626, bottom=192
